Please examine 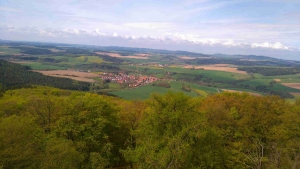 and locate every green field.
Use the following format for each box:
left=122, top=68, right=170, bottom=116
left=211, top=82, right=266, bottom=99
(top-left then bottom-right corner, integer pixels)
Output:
left=1, top=43, right=300, bottom=101
left=0, top=46, right=21, bottom=55
left=18, top=62, right=67, bottom=70
left=58, top=55, right=104, bottom=65
left=165, top=68, right=249, bottom=81
left=110, top=81, right=218, bottom=100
